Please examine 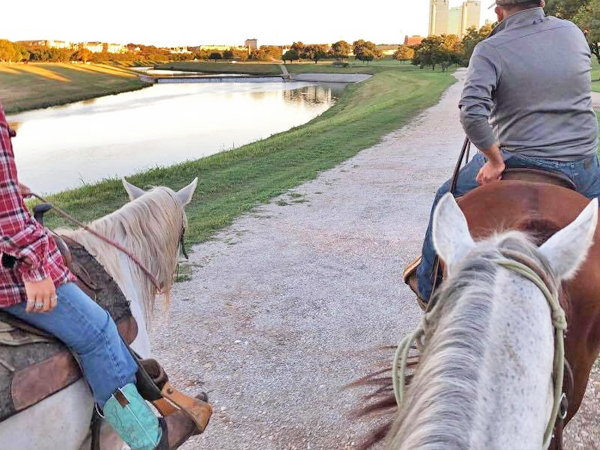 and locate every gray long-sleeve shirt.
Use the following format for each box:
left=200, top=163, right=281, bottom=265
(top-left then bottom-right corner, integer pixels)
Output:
left=459, top=7, right=598, bottom=161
